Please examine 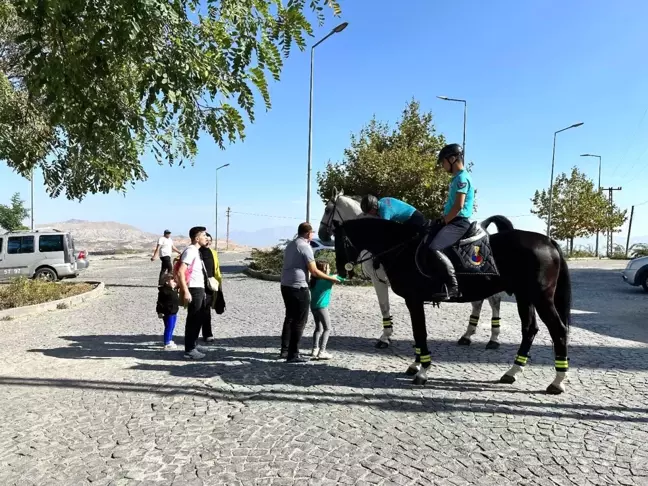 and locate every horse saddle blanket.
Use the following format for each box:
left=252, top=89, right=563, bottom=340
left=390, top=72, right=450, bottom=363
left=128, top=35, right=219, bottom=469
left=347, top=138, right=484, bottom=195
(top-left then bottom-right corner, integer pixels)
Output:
left=444, top=223, right=499, bottom=277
